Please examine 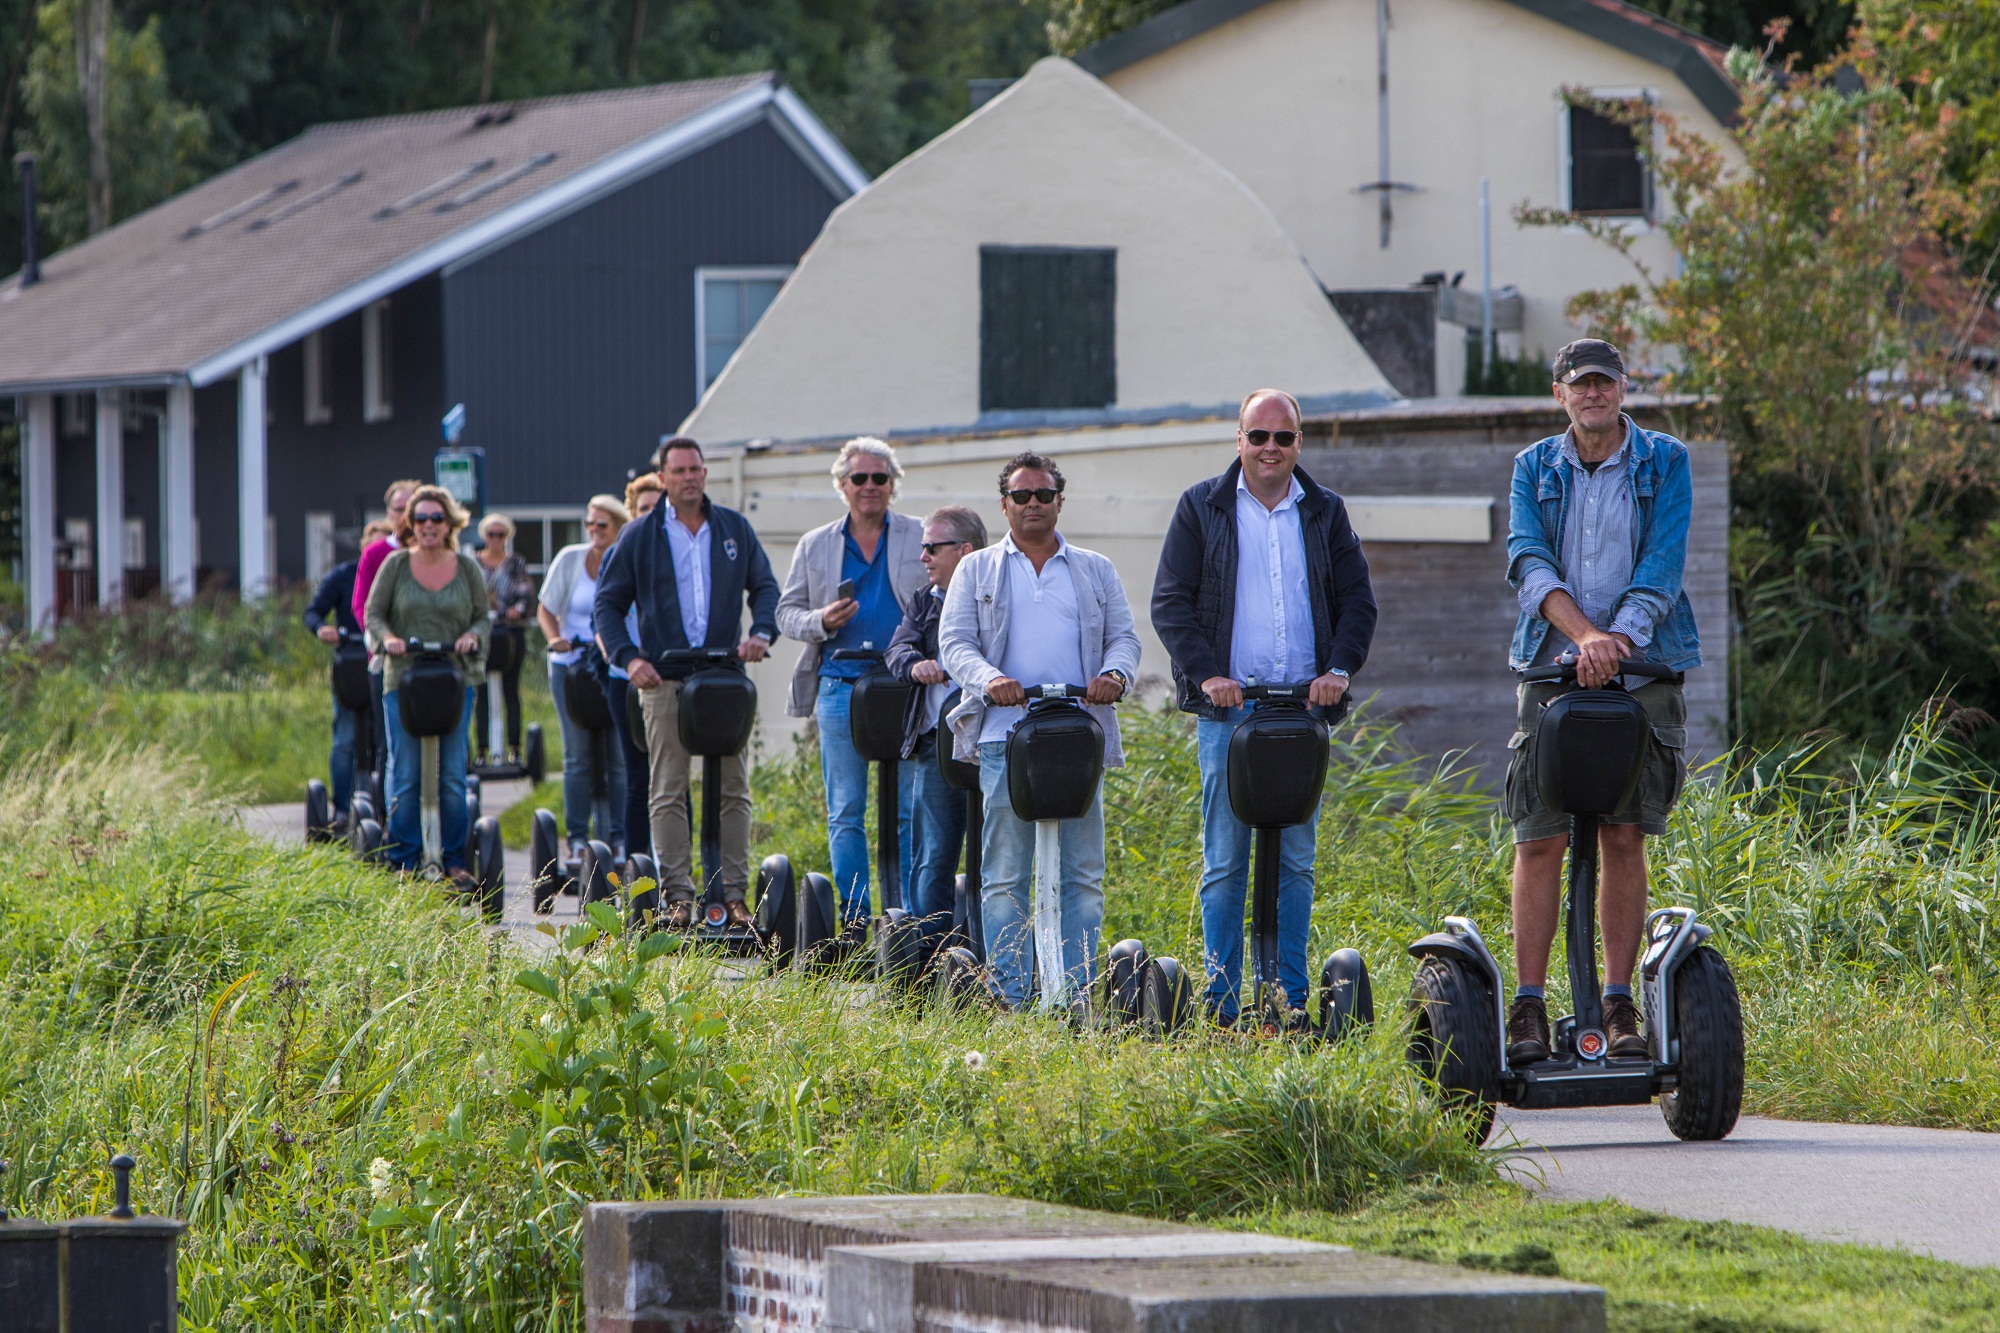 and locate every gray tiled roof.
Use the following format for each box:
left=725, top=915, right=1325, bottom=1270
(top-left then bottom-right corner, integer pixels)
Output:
left=0, top=73, right=788, bottom=393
